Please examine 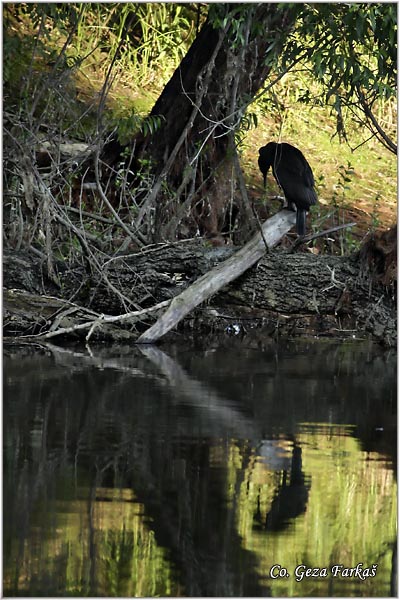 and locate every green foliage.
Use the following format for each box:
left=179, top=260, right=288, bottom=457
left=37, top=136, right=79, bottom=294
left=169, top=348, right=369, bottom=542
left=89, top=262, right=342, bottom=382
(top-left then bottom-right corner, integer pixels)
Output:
left=3, top=4, right=83, bottom=88
left=209, top=4, right=272, bottom=50
left=276, top=3, right=397, bottom=151
left=242, top=61, right=396, bottom=254
left=4, top=3, right=198, bottom=252
left=109, top=108, right=165, bottom=145
left=3, top=3, right=197, bottom=128
left=332, top=162, right=355, bottom=208
left=328, top=162, right=360, bottom=255
left=219, top=3, right=397, bottom=153
left=285, top=3, right=396, bottom=94
left=141, top=114, right=166, bottom=137
left=3, top=2, right=397, bottom=251
left=235, top=110, right=258, bottom=150
left=78, top=3, right=194, bottom=87
left=209, top=4, right=246, bottom=31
